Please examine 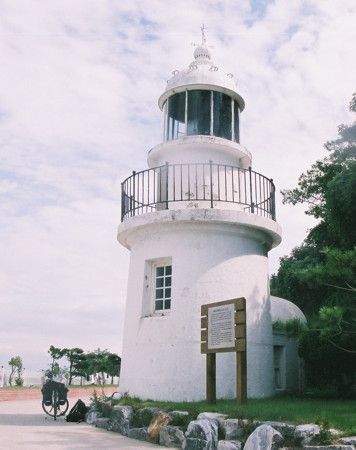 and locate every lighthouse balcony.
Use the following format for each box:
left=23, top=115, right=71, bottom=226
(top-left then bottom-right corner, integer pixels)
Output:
left=121, top=163, right=276, bottom=222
